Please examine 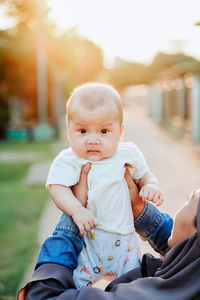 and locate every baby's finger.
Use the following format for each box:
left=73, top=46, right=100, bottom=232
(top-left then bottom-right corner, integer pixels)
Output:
left=89, top=217, right=98, bottom=228
left=139, top=189, right=144, bottom=198
left=77, top=223, right=85, bottom=236
left=93, top=217, right=99, bottom=227
left=160, top=195, right=165, bottom=204
left=88, top=218, right=95, bottom=229
left=148, top=192, right=155, bottom=202
left=152, top=193, right=160, bottom=204
left=156, top=195, right=164, bottom=206
left=84, top=222, right=92, bottom=232
left=140, top=189, right=149, bottom=202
